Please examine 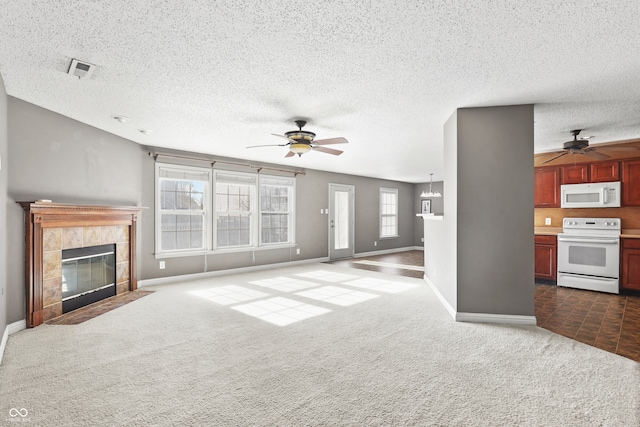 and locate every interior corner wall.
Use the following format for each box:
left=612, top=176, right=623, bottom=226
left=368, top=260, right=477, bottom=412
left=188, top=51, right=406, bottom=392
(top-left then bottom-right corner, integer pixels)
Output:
left=423, top=111, right=458, bottom=311
left=6, top=97, right=145, bottom=323
left=0, top=73, right=8, bottom=337
left=456, top=105, right=534, bottom=316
